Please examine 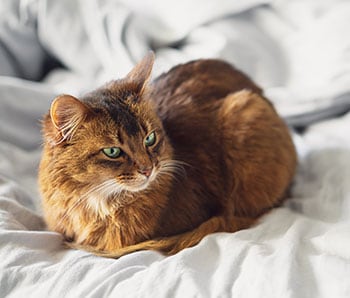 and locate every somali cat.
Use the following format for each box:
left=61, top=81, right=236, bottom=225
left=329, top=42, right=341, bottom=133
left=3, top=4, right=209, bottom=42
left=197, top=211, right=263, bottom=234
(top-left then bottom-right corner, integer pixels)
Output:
left=39, top=52, right=297, bottom=257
